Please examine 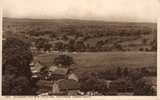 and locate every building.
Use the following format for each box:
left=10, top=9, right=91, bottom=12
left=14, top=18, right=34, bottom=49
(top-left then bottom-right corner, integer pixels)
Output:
left=30, top=61, right=45, bottom=79
left=36, top=80, right=54, bottom=94
left=52, top=79, right=80, bottom=95
left=30, top=61, right=44, bottom=74
left=68, top=73, right=79, bottom=82
left=49, top=67, right=69, bottom=80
